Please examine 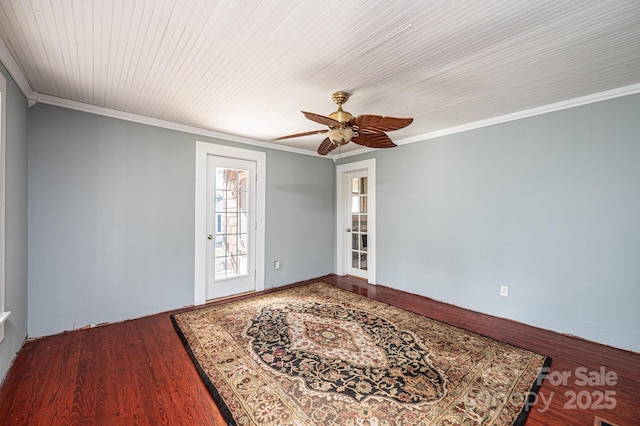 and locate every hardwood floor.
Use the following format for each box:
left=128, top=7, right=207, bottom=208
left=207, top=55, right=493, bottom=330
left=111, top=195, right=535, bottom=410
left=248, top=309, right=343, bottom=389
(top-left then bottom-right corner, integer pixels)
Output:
left=1, top=274, right=638, bottom=425
left=0, top=307, right=225, bottom=425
